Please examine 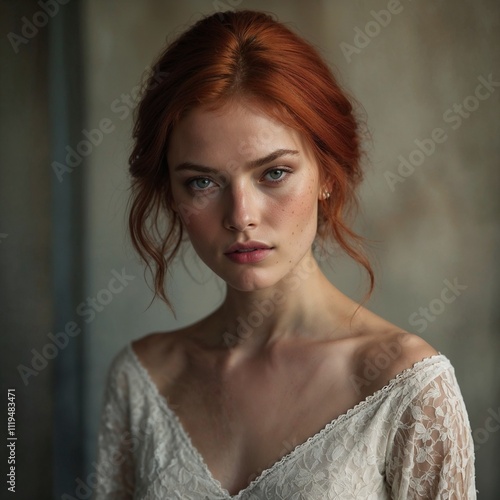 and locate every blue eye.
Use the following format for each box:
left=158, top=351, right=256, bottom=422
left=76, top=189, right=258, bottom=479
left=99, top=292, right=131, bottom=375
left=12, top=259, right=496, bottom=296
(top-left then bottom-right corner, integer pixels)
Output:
left=264, top=168, right=291, bottom=183
left=188, top=178, right=214, bottom=190
left=267, top=169, right=284, bottom=180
